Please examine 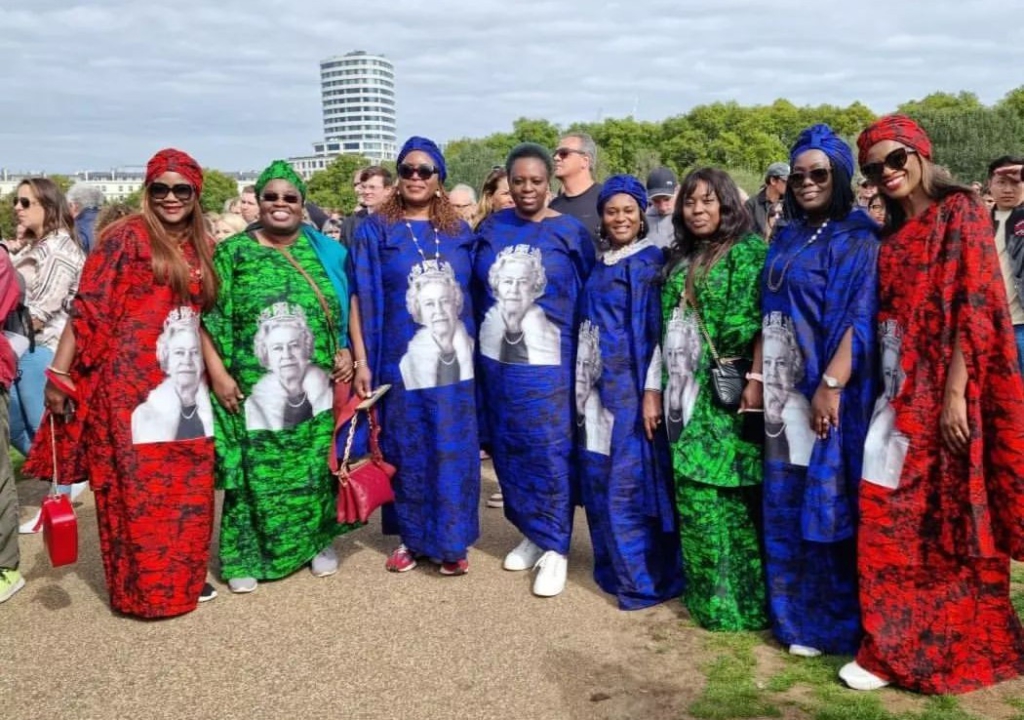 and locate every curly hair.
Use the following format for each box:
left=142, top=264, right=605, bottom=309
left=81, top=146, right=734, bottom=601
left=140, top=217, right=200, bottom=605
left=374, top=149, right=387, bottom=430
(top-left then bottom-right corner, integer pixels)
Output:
left=487, top=247, right=547, bottom=298
left=254, top=317, right=314, bottom=370
left=376, top=182, right=463, bottom=235
left=405, top=271, right=464, bottom=325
